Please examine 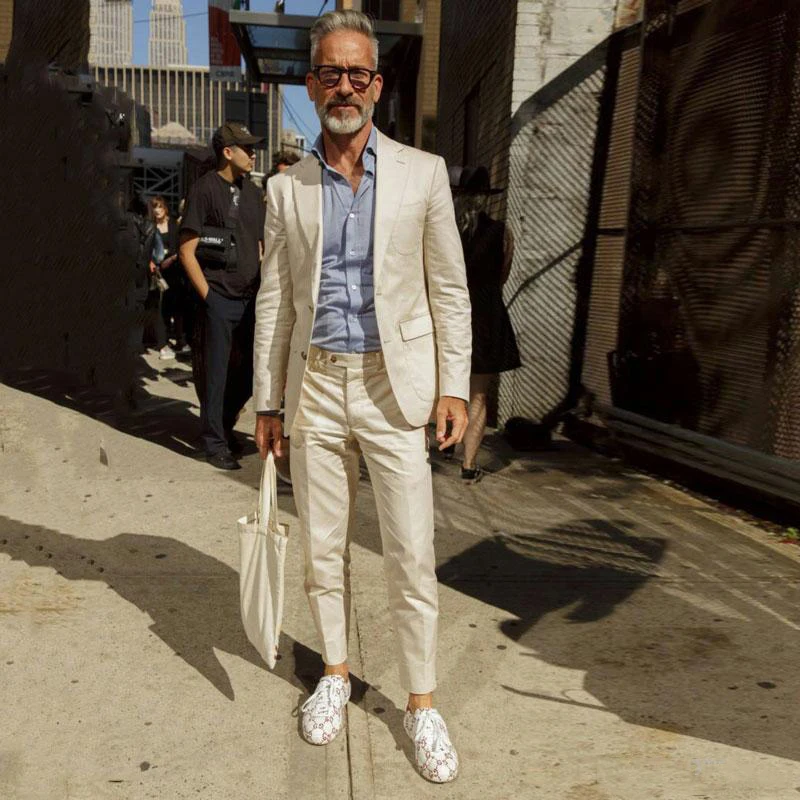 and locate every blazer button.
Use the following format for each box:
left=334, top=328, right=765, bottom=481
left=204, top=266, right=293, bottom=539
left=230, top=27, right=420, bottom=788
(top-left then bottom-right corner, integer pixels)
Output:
left=301, top=351, right=307, bottom=360
left=308, top=304, right=313, bottom=311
